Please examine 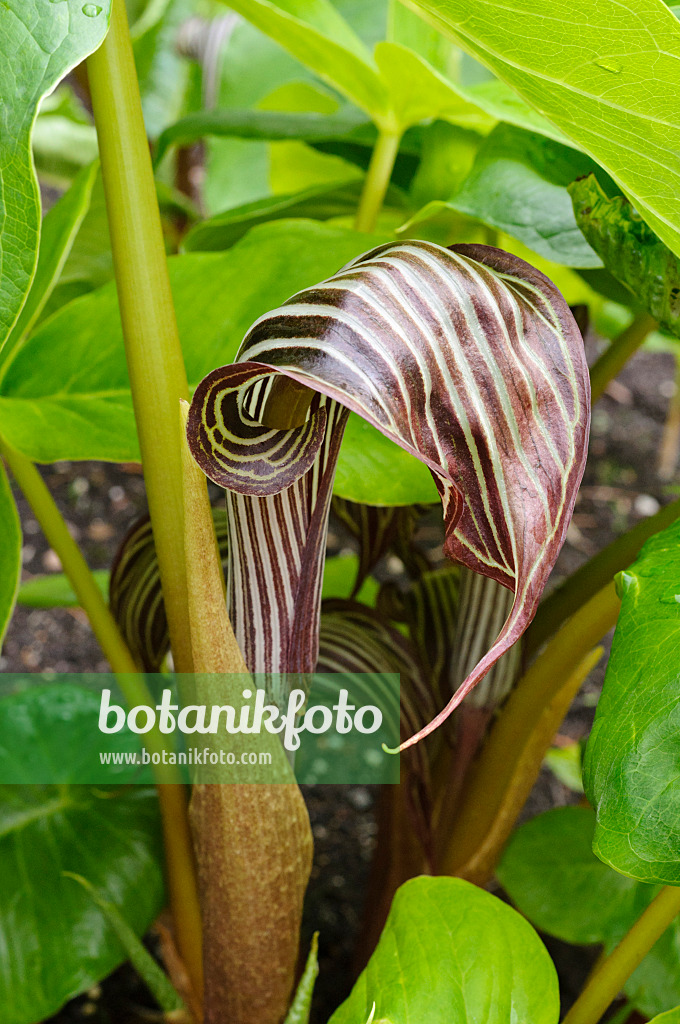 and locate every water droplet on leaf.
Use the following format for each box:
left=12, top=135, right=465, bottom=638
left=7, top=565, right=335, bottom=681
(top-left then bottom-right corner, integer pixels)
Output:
left=594, top=58, right=622, bottom=73
left=82, top=3, right=102, bottom=15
